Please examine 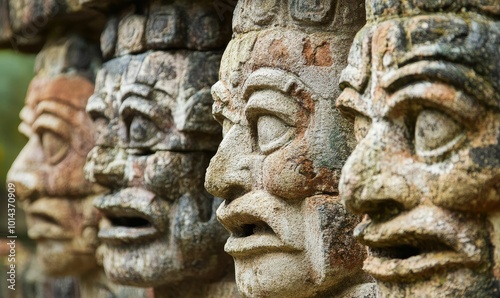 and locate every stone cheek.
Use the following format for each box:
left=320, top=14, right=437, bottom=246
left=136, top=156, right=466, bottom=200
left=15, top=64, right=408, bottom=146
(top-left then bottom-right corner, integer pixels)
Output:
left=338, top=1, right=500, bottom=297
